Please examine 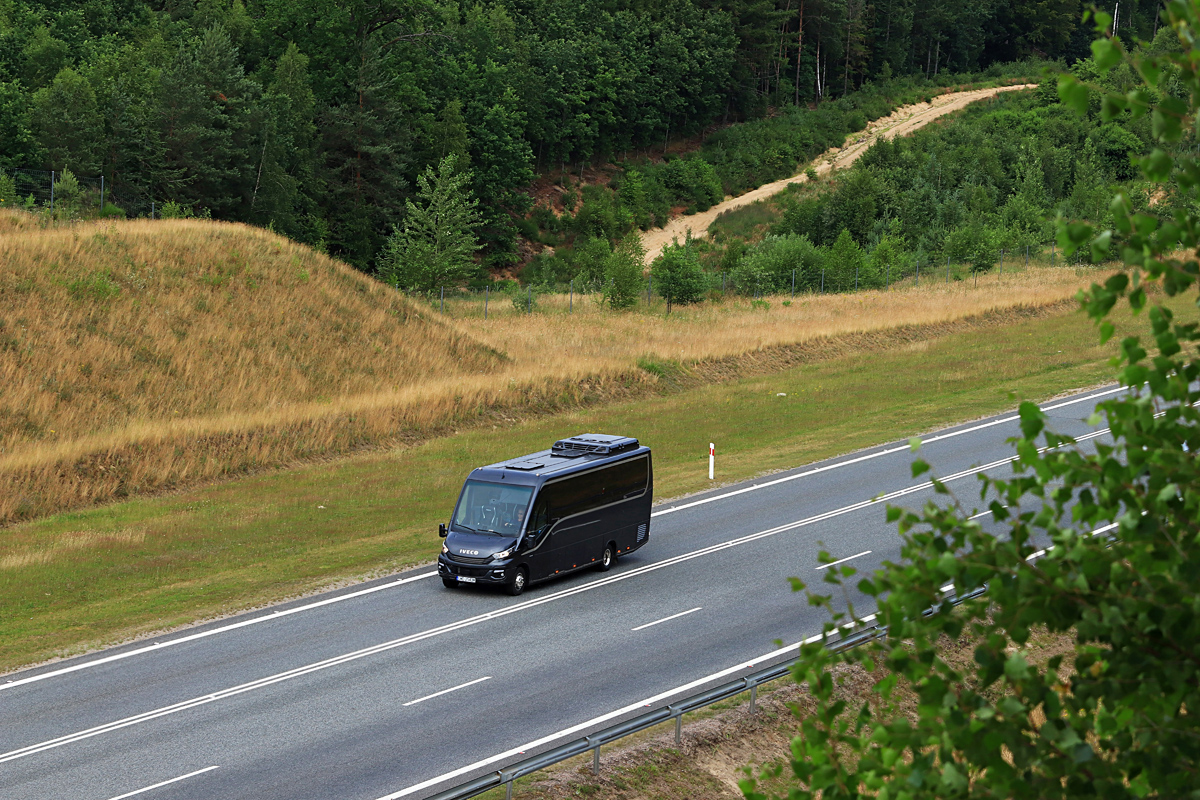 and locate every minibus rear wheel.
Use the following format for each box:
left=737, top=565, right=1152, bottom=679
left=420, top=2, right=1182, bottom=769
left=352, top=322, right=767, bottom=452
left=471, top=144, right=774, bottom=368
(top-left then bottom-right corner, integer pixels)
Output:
left=506, top=567, right=528, bottom=596
left=597, top=543, right=615, bottom=572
